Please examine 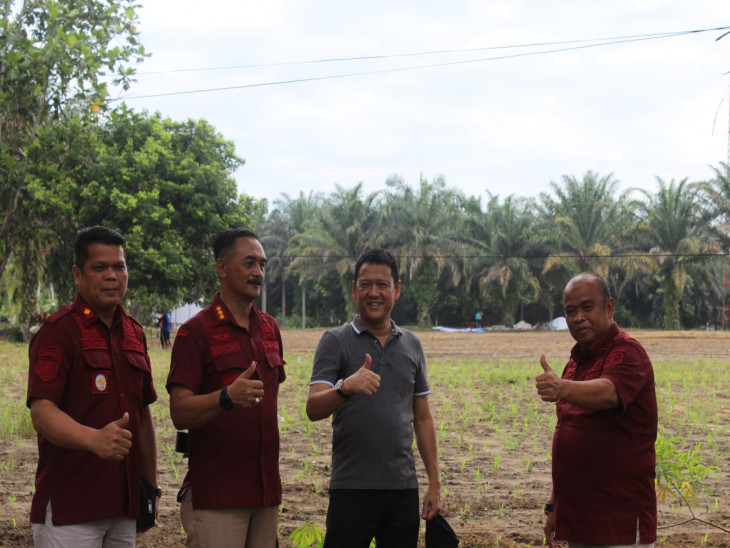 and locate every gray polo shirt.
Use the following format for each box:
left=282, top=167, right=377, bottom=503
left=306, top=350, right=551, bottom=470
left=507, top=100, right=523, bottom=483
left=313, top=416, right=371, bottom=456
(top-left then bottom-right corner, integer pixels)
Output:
left=310, top=315, right=430, bottom=490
